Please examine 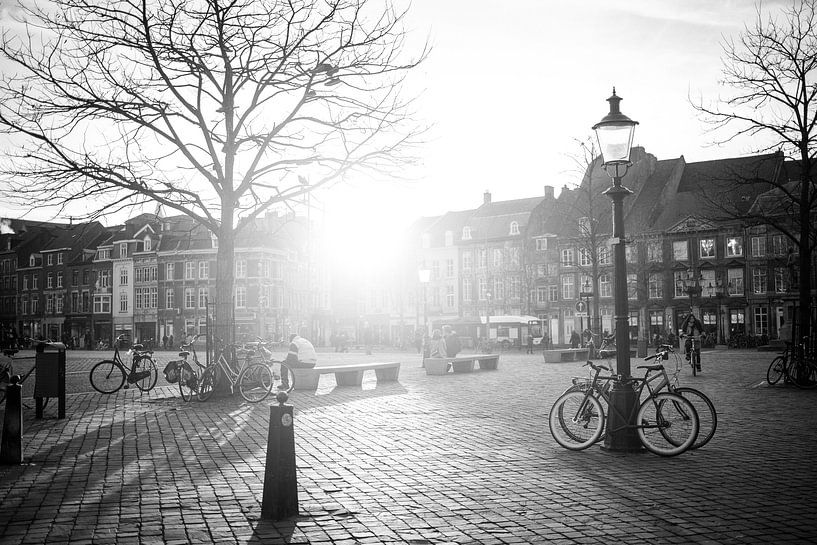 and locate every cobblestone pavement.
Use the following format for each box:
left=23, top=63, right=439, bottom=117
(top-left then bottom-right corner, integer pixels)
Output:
left=1, top=347, right=815, bottom=544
